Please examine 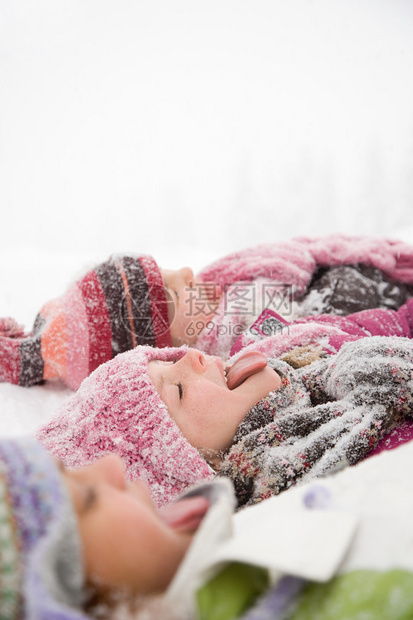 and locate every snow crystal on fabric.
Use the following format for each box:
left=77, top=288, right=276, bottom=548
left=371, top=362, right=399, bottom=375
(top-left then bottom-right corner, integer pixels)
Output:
left=219, top=336, right=413, bottom=508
